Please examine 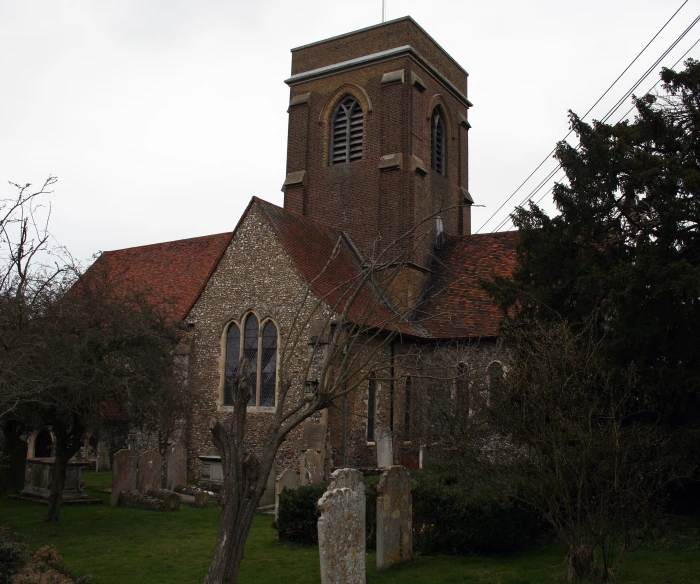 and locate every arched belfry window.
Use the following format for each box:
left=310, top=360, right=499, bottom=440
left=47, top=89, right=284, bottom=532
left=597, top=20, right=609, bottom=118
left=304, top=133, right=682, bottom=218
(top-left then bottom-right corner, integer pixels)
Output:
left=222, top=313, right=279, bottom=409
left=331, top=95, right=363, bottom=164
left=431, top=107, right=446, bottom=175
left=223, top=322, right=240, bottom=406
